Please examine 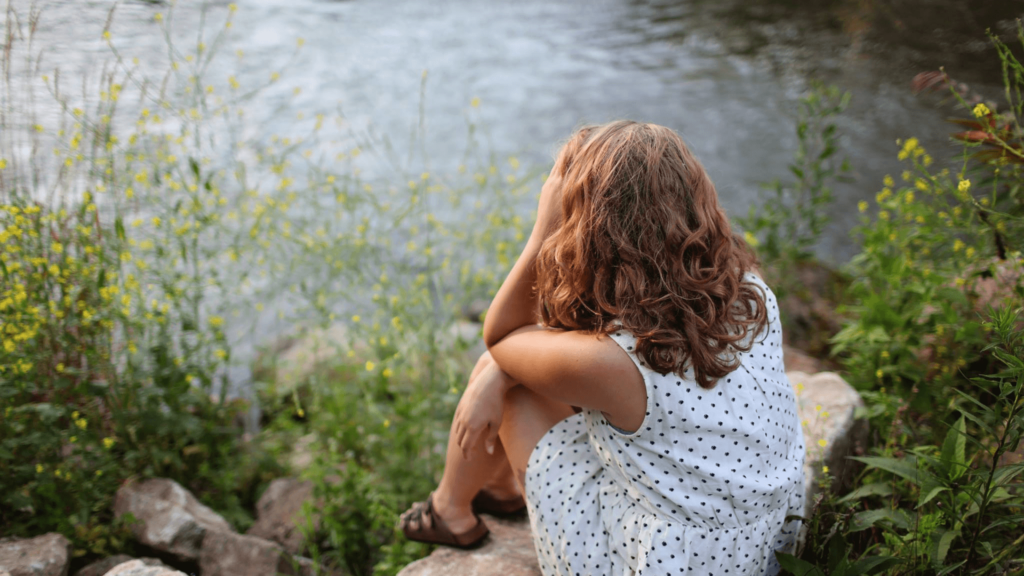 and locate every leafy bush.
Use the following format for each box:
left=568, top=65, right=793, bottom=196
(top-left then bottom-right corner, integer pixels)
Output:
left=783, top=27, right=1024, bottom=576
